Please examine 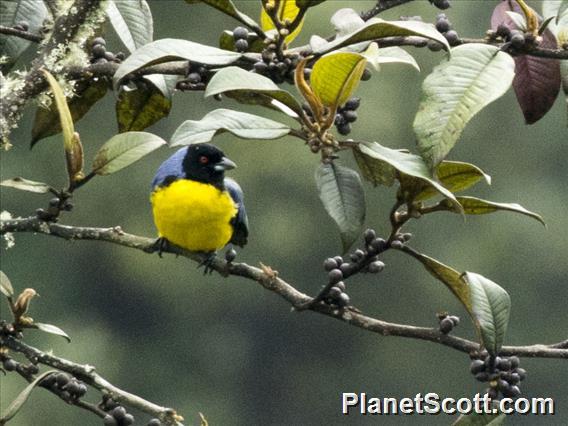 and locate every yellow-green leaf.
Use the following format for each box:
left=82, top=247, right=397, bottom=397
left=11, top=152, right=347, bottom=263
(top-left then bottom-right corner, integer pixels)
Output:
left=456, top=196, right=546, bottom=226
left=414, top=161, right=491, bottom=201
left=407, top=251, right=472, bottom=312
left=41, top=70, right=75, bottom=152
left=310, top=52, right=366, bottom=108
left=261, top=0, right=304, bottom=44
